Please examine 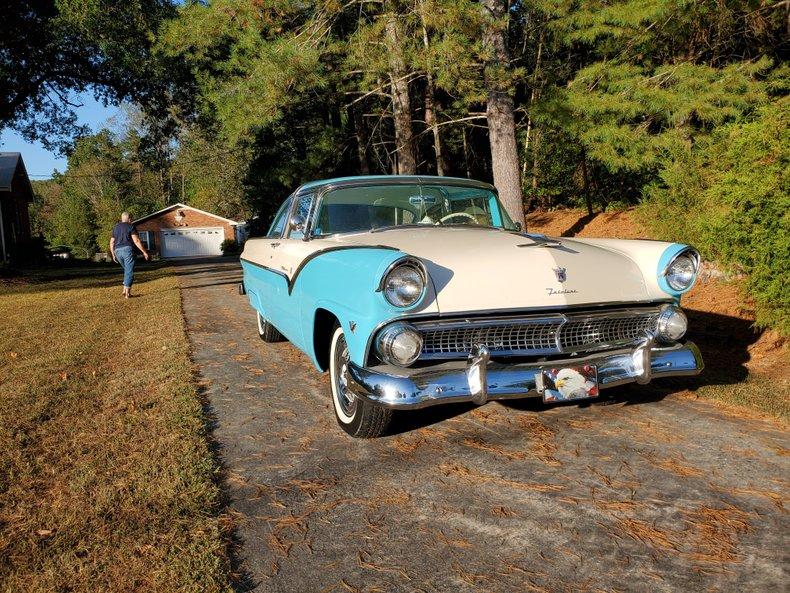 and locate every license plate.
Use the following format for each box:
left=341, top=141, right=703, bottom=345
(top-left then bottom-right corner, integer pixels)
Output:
left=539, top=365, right=599, bottom=403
